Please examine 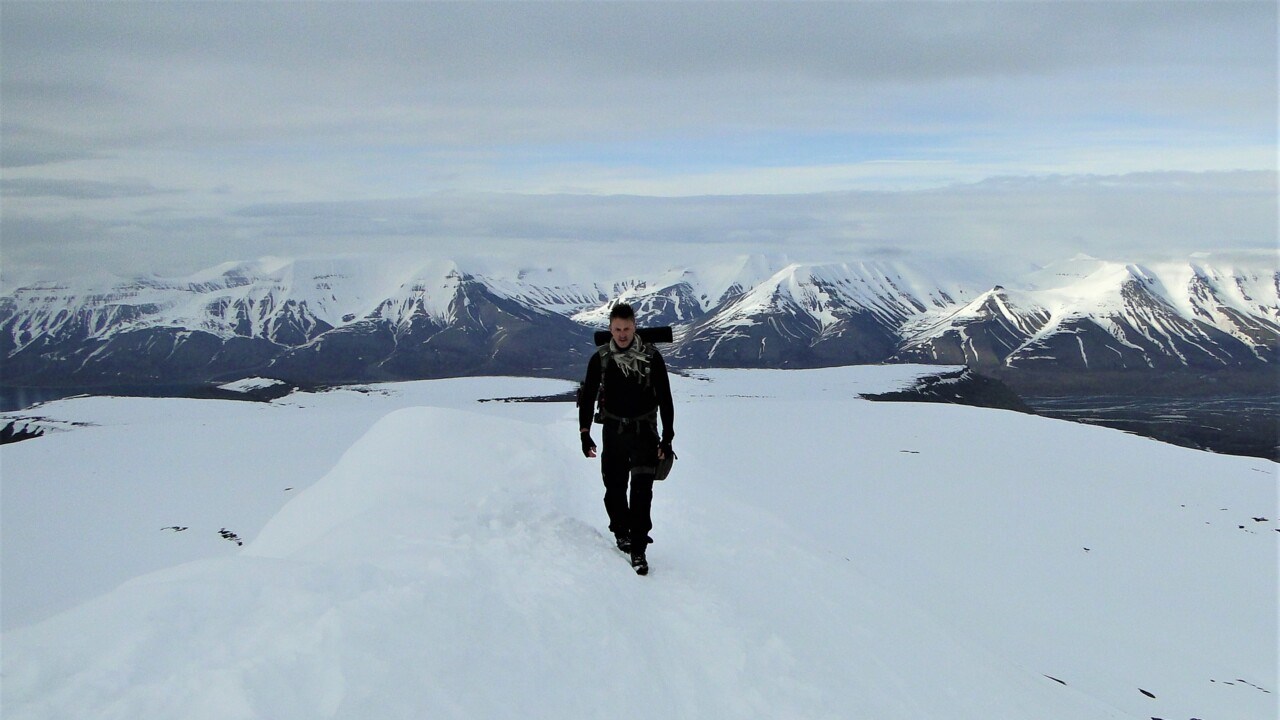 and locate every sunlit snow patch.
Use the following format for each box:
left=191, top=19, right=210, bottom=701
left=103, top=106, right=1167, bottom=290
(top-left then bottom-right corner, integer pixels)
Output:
left=217, top=377, right=288, bottom=393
